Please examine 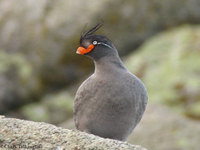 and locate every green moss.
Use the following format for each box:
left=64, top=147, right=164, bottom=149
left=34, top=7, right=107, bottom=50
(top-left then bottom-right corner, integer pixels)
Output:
left=177, top=138, right=190, bottom=148
left=0, top=51, right=32, bottom=82
left=0, top=50, right=43, bottom=105
left=185, top=102, right=200, bottom=119
left=20, top=90, right=74, bottom=124
left=21, top=103, right=49, bottom=122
